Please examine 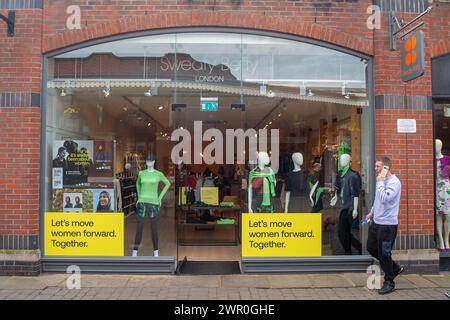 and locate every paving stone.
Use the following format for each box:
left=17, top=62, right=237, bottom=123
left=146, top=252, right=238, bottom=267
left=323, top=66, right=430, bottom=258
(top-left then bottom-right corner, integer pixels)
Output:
left=423, top=275, right=450, bottom=288
left=308, top=274, right=354, bottom=288
left=0, top=277, right=47, bottom=290
left=267, top=275, right=312, bottom=289
left=221, top=275, right=270, bottom=288
left=126, top=276, right=170, bottom=288
left=165, top=275, right=220, bottom=288
left=403, top=275, right=438, bottom=288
